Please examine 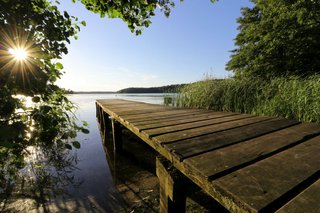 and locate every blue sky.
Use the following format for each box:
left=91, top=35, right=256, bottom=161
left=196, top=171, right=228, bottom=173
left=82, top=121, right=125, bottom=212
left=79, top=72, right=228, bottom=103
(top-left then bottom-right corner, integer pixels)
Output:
left=57, top=0, right=252, bottom=91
